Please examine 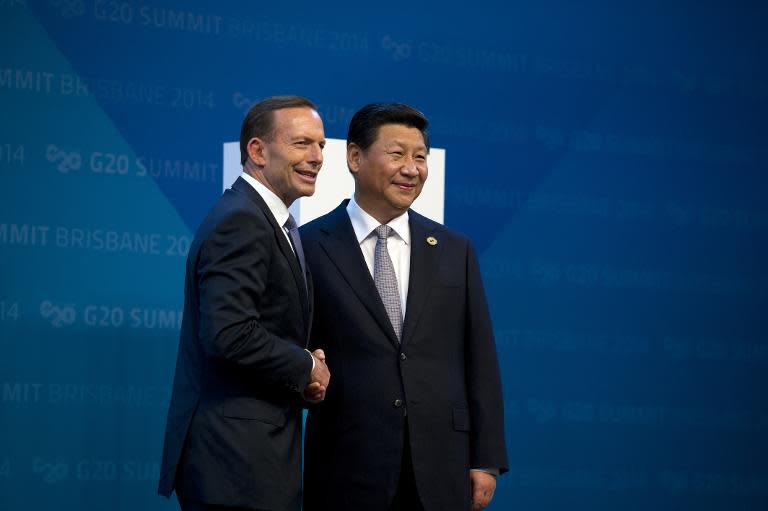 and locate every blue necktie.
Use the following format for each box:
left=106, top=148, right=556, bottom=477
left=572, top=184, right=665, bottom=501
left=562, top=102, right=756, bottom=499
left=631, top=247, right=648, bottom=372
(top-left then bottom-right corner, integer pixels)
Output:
left=284, top=214, right=307, bottom=290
